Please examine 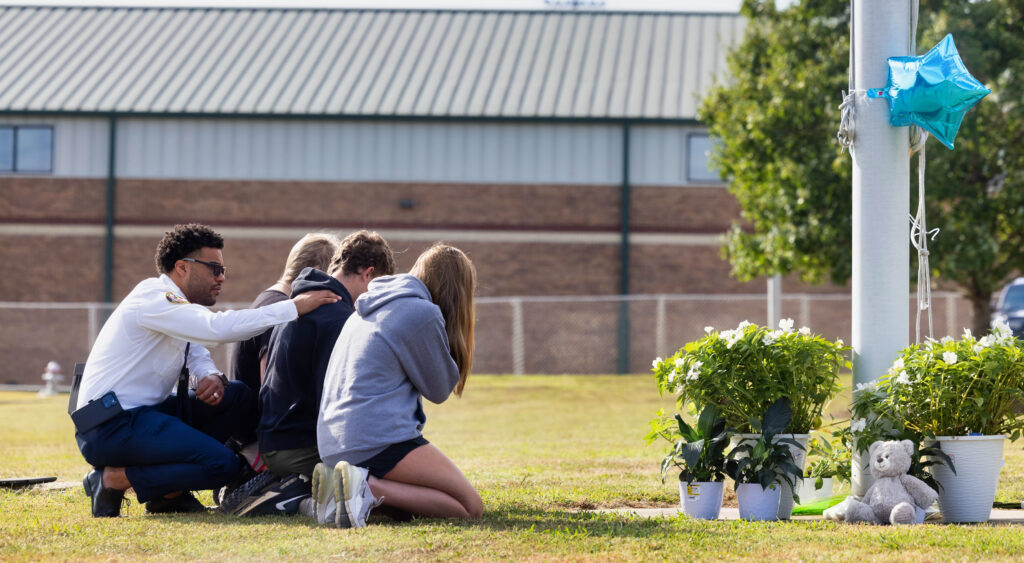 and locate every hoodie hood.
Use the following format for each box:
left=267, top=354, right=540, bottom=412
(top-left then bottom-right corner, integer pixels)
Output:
left=290, top=267, right=351, bottom=302
left=356, top=274, right=431, bottom=316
